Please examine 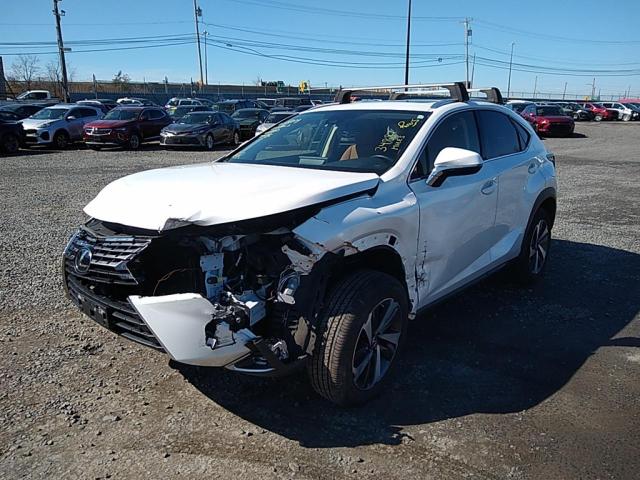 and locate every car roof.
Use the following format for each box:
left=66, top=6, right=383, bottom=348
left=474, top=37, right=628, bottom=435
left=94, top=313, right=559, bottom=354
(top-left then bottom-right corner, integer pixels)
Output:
left=233, top=108, right=265, bottom=112
left=114, top=106, right=146, bottom=111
